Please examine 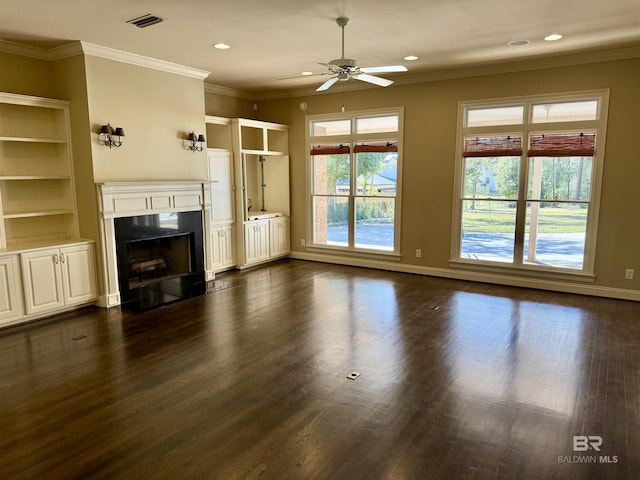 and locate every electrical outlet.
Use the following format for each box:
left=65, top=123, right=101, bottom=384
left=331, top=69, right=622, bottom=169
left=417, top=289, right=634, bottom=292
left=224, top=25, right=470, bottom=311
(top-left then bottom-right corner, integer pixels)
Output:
left=300, top=239, right=306, bottom=246
left=416, top=249, right=422, bottom=258
left=625, top=268, right=634, bottom=280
